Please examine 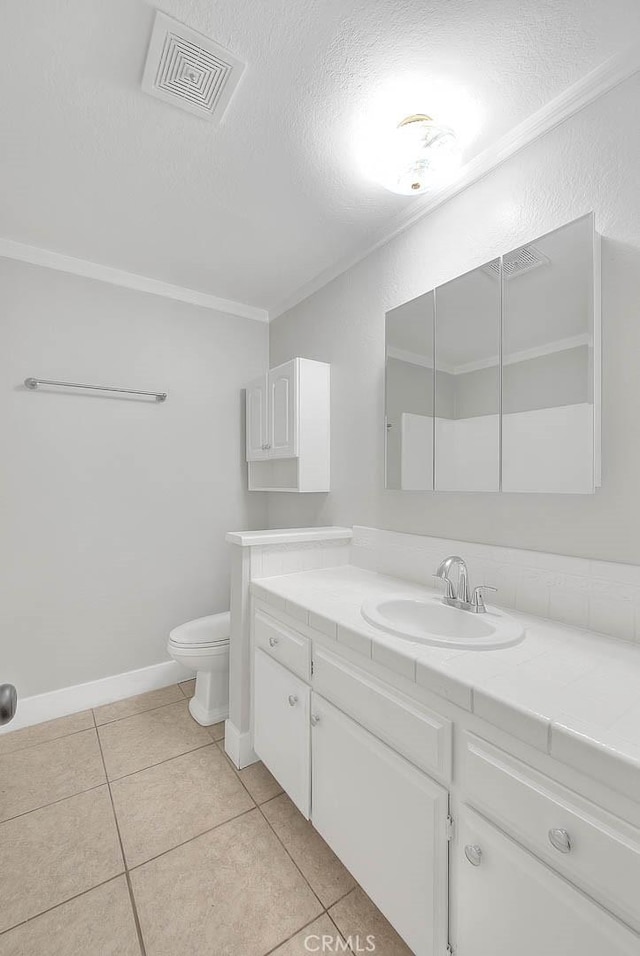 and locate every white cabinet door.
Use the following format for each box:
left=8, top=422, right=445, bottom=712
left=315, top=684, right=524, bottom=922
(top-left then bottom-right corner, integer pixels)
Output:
left=246, top=376, right=269, bottom=461
left=268, top=361, right=298, bottom=458
left=311, top=693, right=449, bottom=956
left=455, top=807, right=640, bottom=956
left=253, top=650, right=310, bottom=816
